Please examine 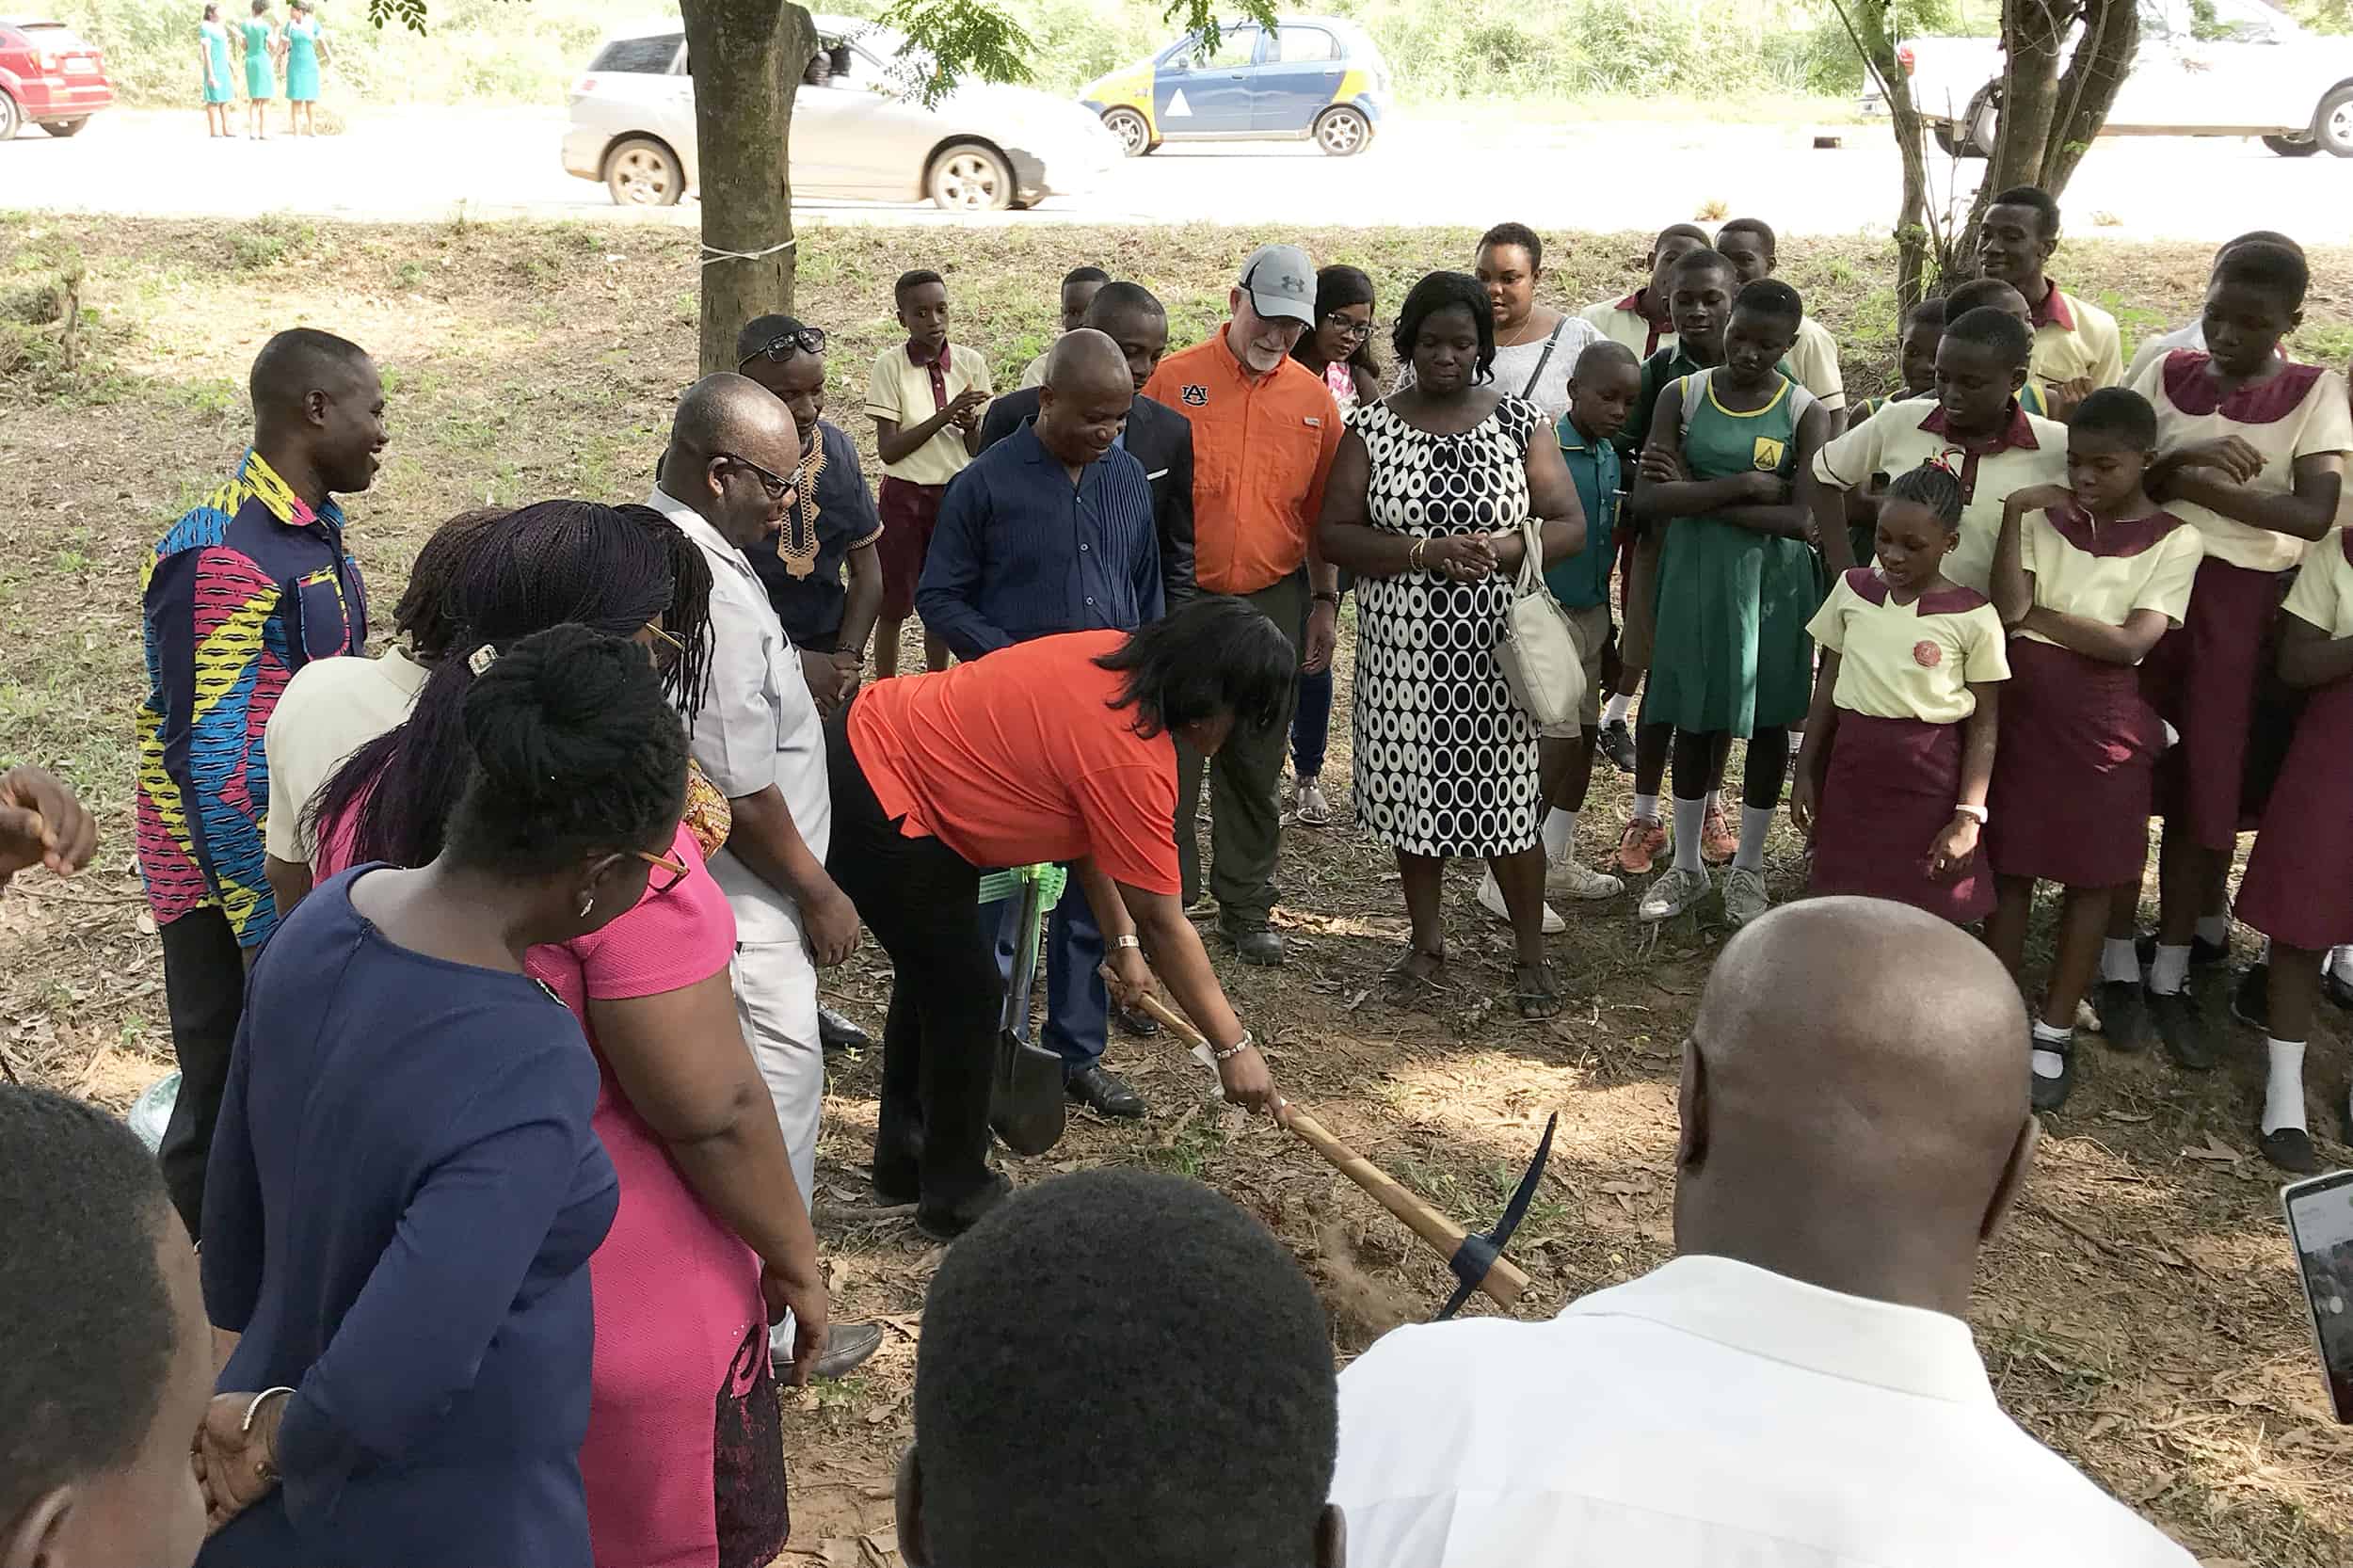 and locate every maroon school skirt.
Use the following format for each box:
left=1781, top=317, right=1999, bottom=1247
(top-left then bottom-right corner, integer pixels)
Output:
left=875, top=476, right=946, bottom=622
left=1809, top=712, right=1994, bottom=924
left=2142, top=557, right=2281, bottom=852
left=1985, top=637, right=2166, bottom=888
left=2236, top=675, right=2353, bottom=952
